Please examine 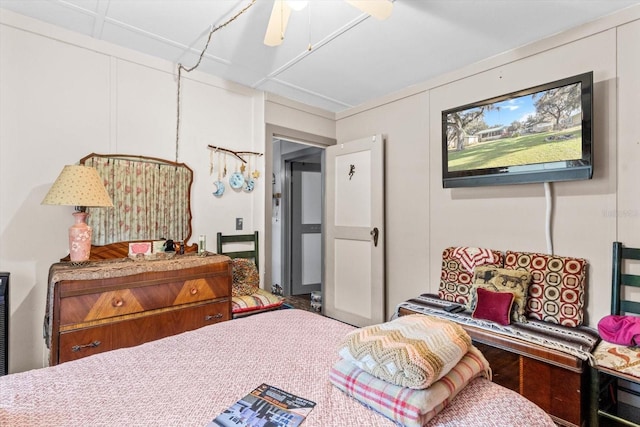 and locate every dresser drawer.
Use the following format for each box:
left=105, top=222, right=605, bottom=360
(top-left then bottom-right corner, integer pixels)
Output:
left=57, top=299, right=230, bottom=364
left=58, top=324, right=113, bottom=363
left=59, top=275, right=230, bottom=326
